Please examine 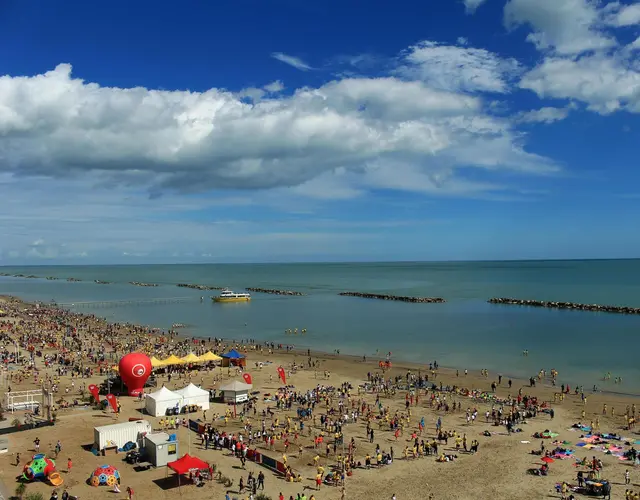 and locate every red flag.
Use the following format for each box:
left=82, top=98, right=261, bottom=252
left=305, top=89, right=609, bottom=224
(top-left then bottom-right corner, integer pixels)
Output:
left=88, top=384, right=100, bottom=403
left=277, top=366, right=286, bottom=385
left=242, top=373, right=252, bottom=385
left=105, top=393, right=118, bottom=413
